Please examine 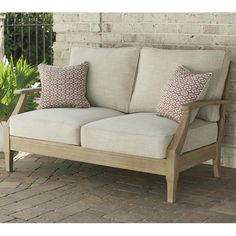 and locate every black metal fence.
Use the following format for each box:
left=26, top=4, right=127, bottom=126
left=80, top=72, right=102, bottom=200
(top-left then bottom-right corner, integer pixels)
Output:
left=4, top=13, right=55, bottom=65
